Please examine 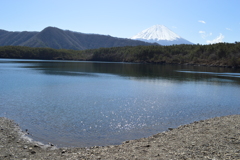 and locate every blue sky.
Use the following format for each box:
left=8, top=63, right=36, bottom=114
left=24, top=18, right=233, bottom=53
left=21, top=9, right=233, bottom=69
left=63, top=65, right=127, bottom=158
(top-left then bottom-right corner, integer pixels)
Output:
left=1, top=0, right=239, bottom=44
